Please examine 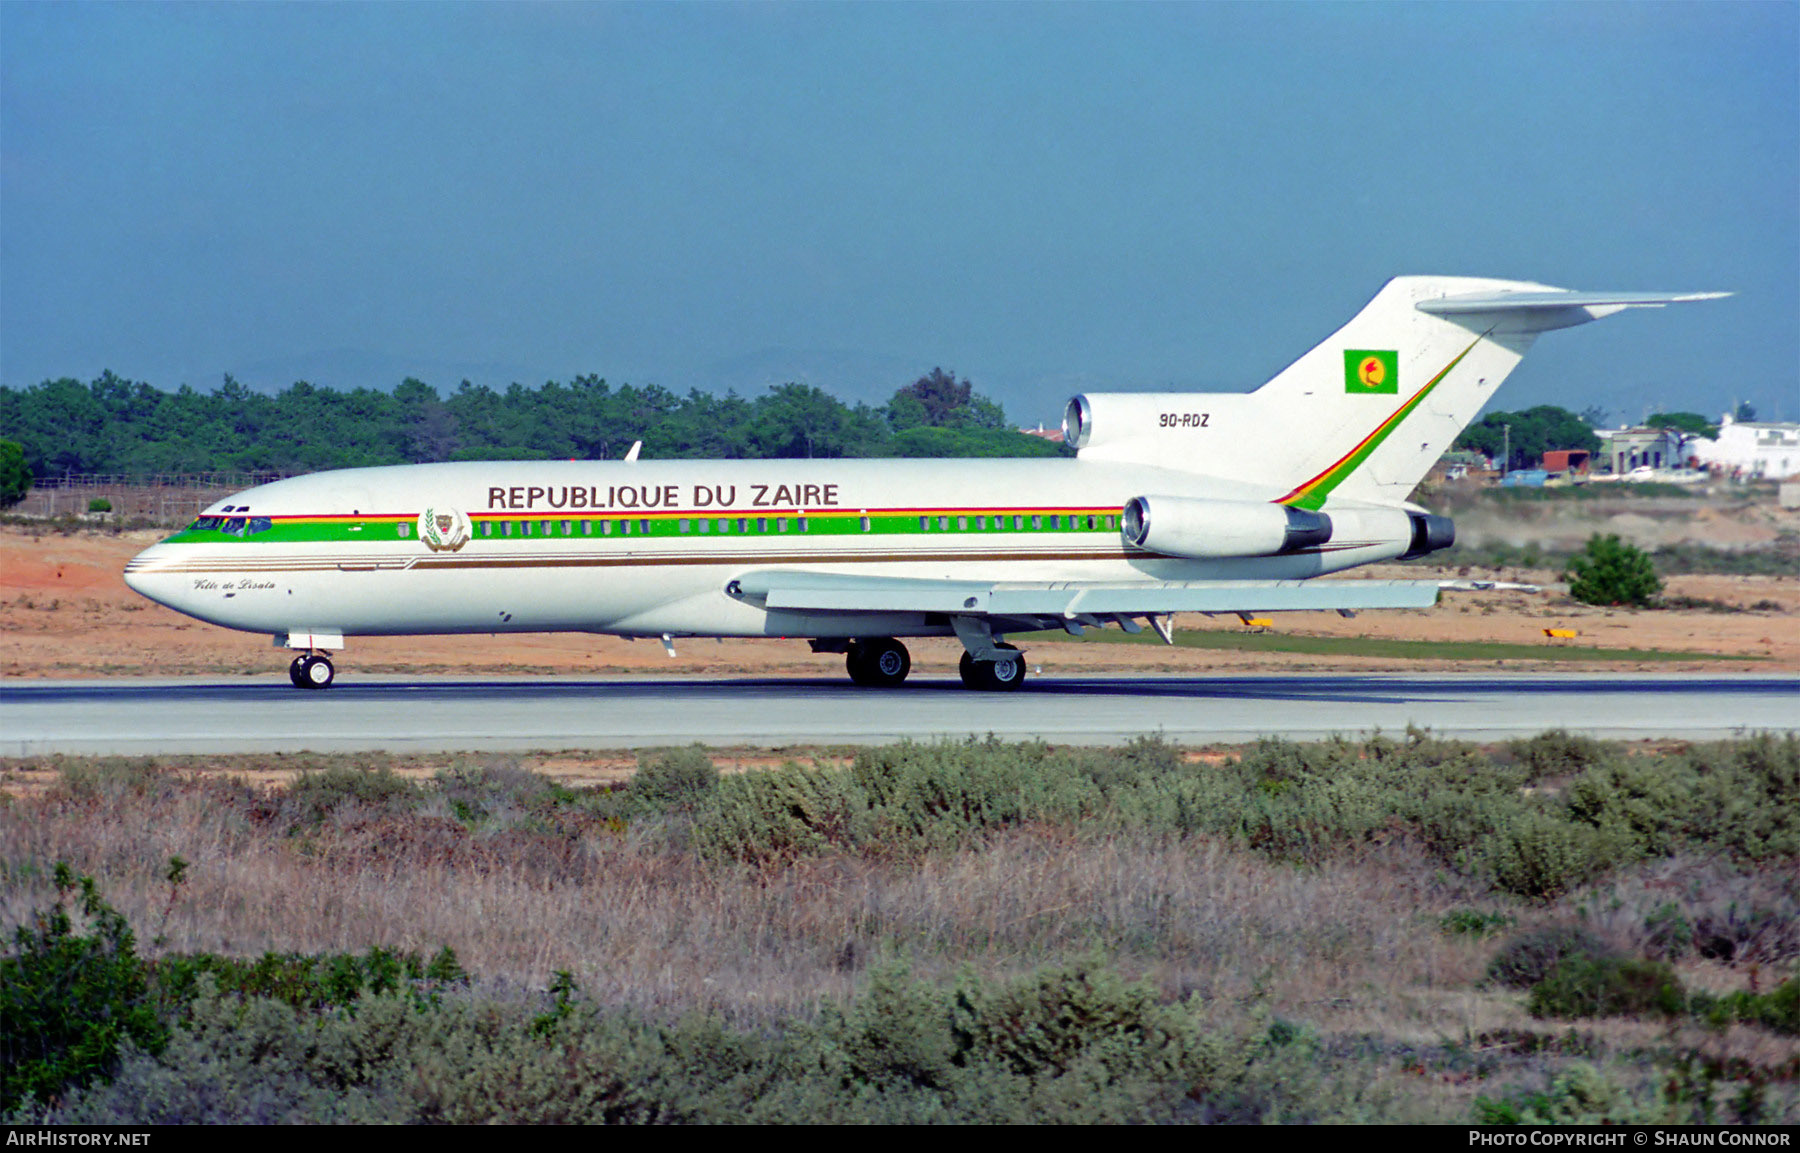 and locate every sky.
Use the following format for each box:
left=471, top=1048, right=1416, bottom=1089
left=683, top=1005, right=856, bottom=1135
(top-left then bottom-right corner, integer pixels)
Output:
left=3, top=1, right=1796, bottom=428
